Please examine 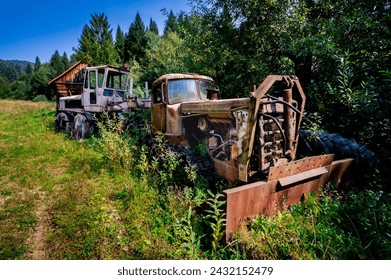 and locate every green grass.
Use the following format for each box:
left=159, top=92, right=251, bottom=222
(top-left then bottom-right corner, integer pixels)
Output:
left=1, top=100, right=389, bottom=260
left=235, top=189, right=391, bottom=260
left=0, top=100, right=188, bottom=259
